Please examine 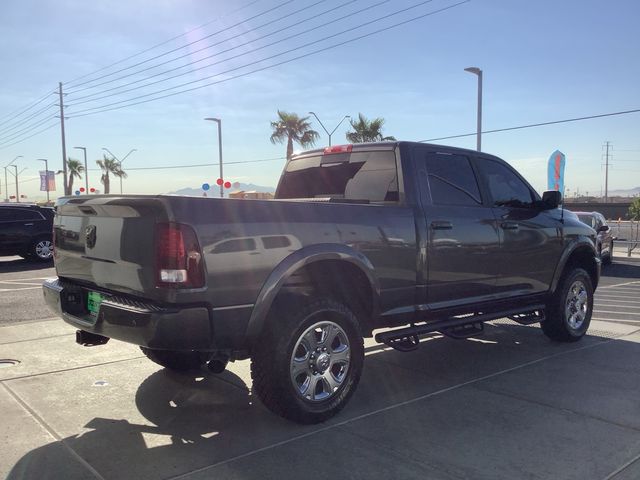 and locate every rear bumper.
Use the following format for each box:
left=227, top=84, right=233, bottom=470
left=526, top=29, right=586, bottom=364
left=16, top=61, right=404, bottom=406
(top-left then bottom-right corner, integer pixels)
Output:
left=42, top=278, right=252, bottom=352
